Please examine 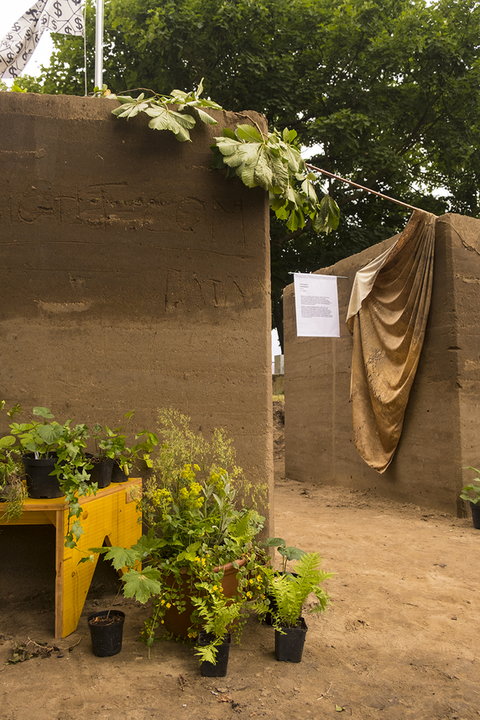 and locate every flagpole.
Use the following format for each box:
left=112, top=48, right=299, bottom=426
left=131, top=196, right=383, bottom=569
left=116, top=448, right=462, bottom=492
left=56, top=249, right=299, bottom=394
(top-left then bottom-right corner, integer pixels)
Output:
left=94, top=0, right=104, bottom=89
